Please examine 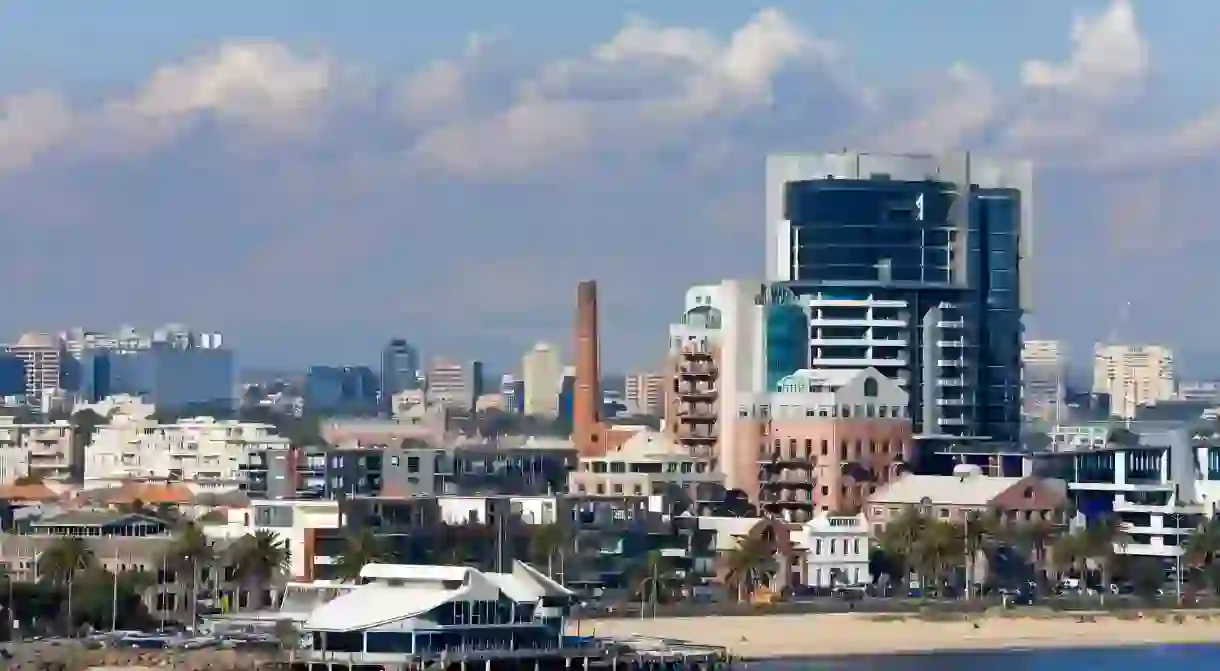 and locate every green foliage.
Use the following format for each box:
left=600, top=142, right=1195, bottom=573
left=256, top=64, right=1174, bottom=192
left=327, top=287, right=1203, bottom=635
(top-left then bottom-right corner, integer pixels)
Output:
left=333, top=529, right=395, bottom=582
